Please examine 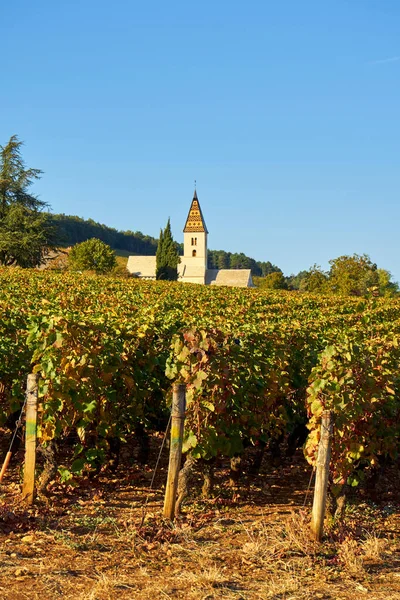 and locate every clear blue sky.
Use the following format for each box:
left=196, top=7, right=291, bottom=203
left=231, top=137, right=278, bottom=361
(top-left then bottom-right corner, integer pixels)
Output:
left=1, top=0, right=400, bottom=280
